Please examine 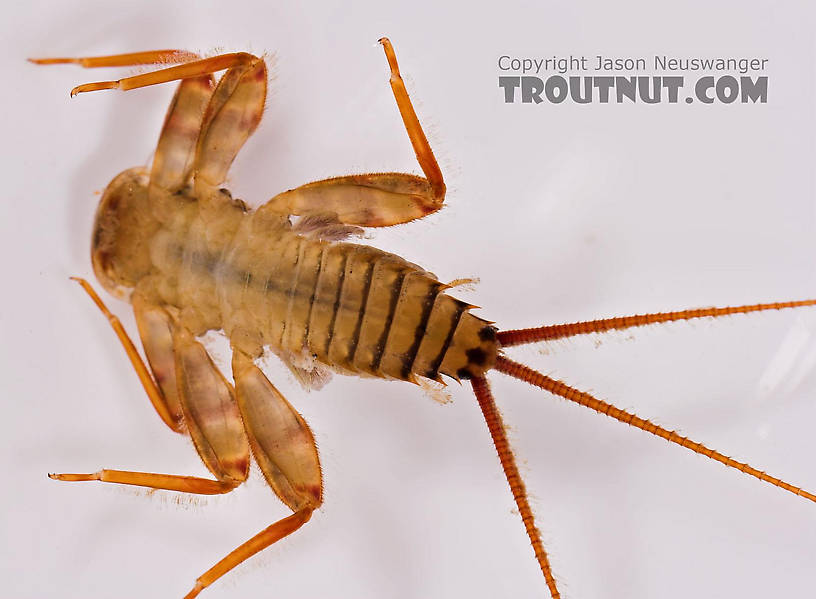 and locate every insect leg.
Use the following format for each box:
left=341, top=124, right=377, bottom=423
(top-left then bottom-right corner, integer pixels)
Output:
left=179, top=350, right=322, bottom=598
left=131, top=293, right=185, bottom=430
left=49, top=470, right=239, bottom=494
left=184, top=508, right=314, bottom=599
left=60, top=278, right=250, bottom=492
left=52, top=370, right=247, bottom=493
left=171, top=326, right=251, bottom=484
left=40, top=52, right=259, bottom=97
left=150, top=74, right=214, bottom=196
left=31, top=50, right=215, bottom=213
left=261, top=171, right=443, bottom=227
left=191, top=55, right=267, bottom=193
left=378, top=37, right=445, bottom=203
left=231, top=349, right=322, bottom=513
left=258, top=38, right=445, bottom=227
left=36, top=49, right=267, bottom=204
left=71, top=277, right=182, bottom=432
left=28, top=49, right=199, bottom=68
left=470, top=376, right=562, bottom=599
